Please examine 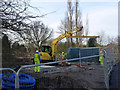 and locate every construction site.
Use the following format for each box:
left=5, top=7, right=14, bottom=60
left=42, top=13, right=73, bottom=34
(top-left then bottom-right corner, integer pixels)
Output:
left=1, top=26, right=119, bottom=89
left=0, top=0, right=119, bottom=90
